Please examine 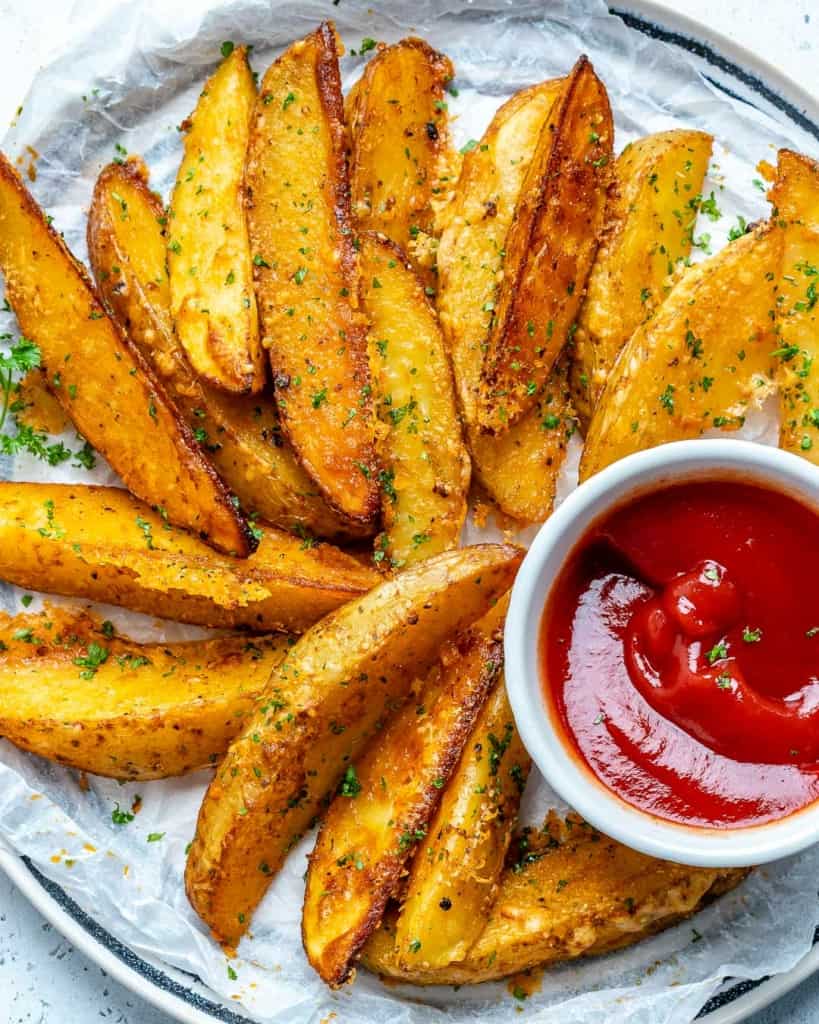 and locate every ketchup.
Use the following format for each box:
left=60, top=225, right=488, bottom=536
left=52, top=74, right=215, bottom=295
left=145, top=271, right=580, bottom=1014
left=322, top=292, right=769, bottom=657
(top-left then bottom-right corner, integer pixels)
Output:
left=541, top=480, right=819, bottom=828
